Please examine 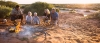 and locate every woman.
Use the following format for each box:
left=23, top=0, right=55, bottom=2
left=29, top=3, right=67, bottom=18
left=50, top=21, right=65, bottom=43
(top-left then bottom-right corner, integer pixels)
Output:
left=43, top=9, right=51, bottom=23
